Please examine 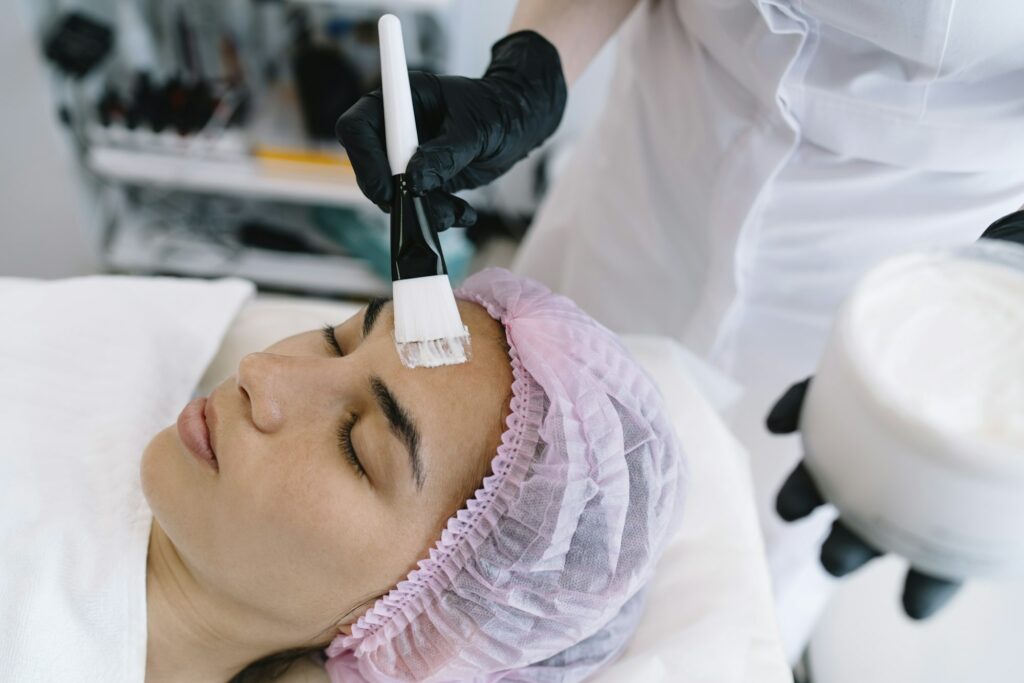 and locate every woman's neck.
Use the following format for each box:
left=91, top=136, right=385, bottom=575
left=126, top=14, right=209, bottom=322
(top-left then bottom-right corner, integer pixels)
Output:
left=145, top=522, right=269, bottom=683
